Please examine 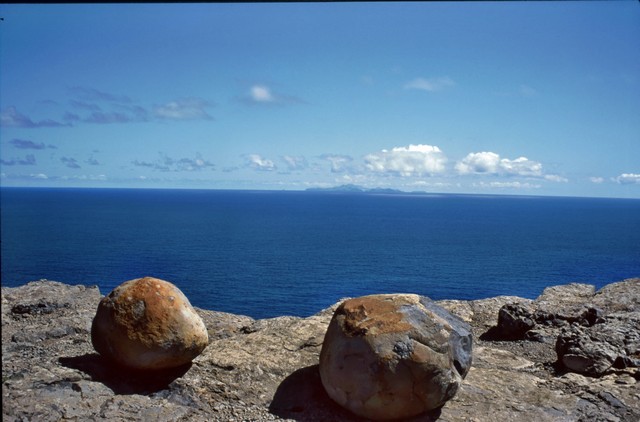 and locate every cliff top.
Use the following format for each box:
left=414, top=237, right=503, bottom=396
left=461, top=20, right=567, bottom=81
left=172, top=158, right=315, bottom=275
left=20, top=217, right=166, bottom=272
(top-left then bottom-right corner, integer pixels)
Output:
left=2, top=278, right=639, bottom=421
